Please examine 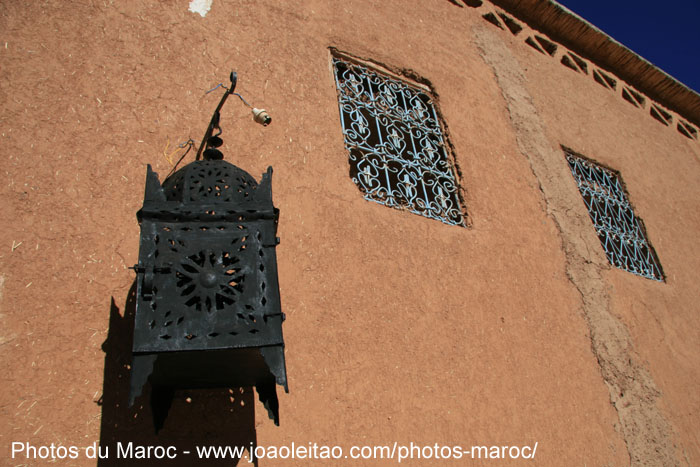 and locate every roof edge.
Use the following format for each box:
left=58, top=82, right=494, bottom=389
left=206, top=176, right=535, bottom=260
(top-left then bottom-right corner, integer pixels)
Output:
left=489, top=0, right=700, bottom=126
